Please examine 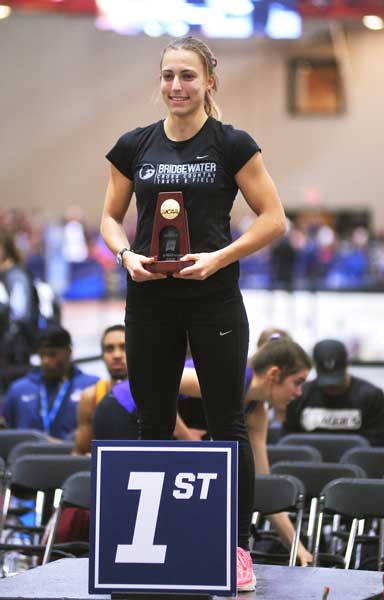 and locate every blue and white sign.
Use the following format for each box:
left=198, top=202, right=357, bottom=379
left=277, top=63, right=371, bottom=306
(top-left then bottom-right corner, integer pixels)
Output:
left=89, top=440, right=237, bottom=596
